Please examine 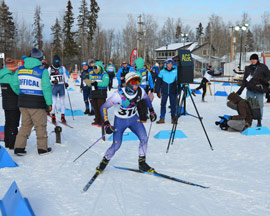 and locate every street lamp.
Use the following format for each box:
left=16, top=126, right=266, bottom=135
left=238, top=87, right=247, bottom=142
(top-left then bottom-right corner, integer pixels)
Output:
left=78, top=45, right=82, bottom=72
left=181, top=33, right=188, bottom=47
left=235, top=23, right=249, bottom=71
